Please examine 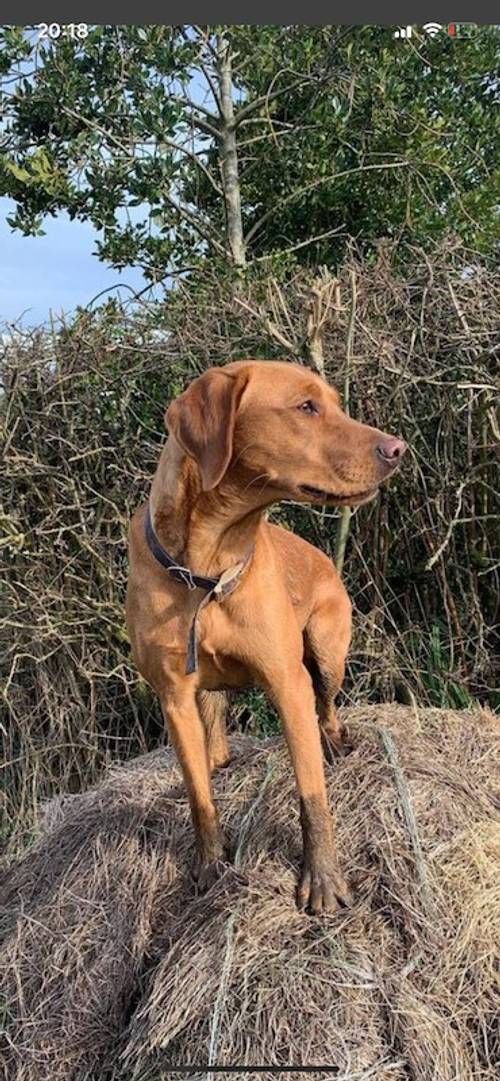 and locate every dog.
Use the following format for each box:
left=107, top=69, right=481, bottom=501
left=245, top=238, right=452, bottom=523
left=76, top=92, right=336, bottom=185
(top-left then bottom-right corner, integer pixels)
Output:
left=126, top=360, right=406, bottom=913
